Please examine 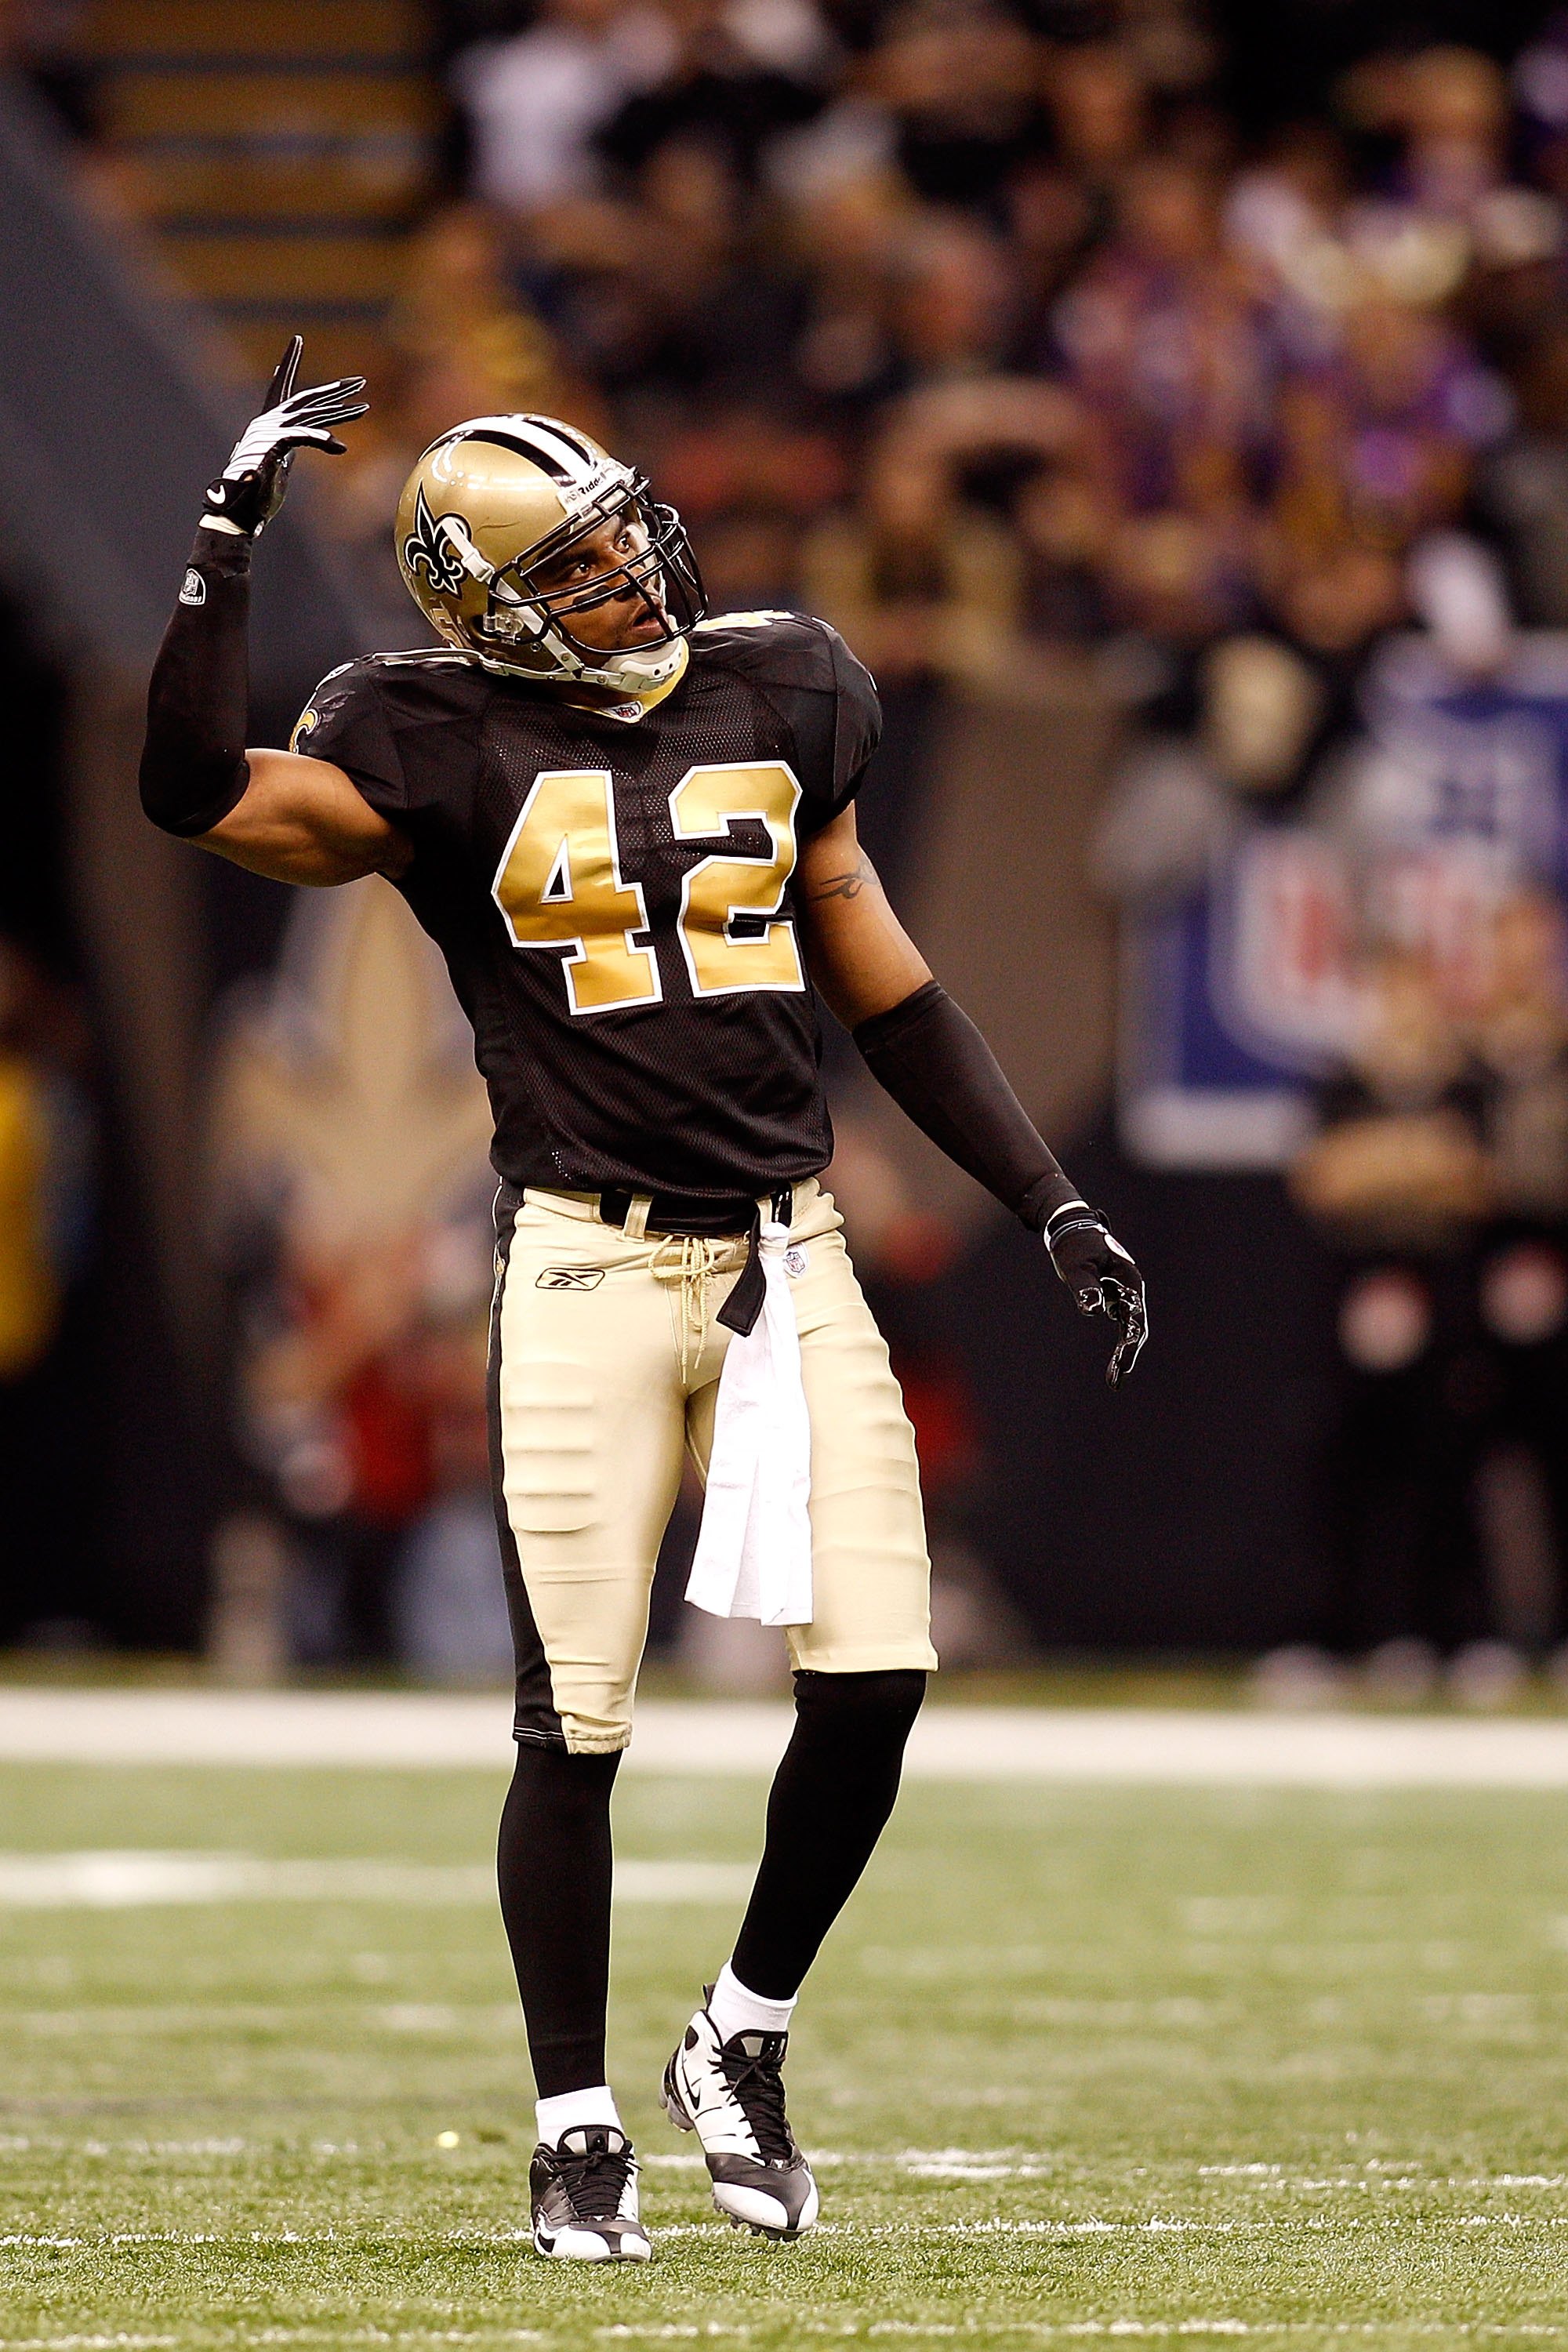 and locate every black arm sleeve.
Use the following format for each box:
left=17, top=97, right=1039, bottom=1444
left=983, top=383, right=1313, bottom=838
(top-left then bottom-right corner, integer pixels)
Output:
left=138, top=527, right=254, bottom=837
left=853, top=980, right=1083, bottom=1232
